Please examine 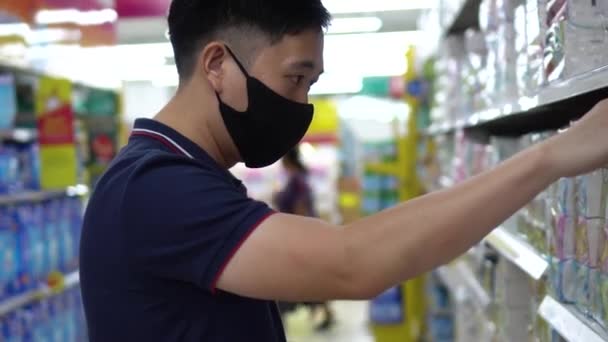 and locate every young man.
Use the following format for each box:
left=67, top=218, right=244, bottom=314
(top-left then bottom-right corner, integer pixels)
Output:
left=79, top=0, right=608, bottom=341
